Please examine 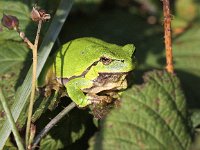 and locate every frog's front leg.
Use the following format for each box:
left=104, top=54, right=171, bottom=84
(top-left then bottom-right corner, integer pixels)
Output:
left=65, top=78, right=94, bottom=107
